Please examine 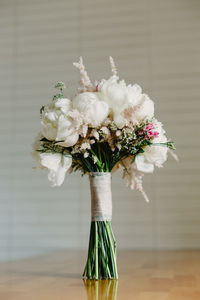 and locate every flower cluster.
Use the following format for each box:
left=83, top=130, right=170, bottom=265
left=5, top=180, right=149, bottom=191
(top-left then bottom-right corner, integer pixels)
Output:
left=32, top=57, right=175, bottom=201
